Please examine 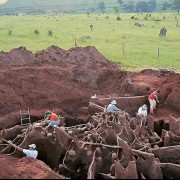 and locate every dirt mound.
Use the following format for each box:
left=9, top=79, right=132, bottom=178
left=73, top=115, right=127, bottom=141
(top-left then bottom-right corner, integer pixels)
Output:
left=0, top=47, right=38, bottom=67
left=131, top=70, right=180, bottom=113
left=0, top=46, right=179, bottom=128
left=0, top=46, right=129, bottom=128
left=0, top=155, right=63, bottom=179
left=35, top=46, right=117, bottom=69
